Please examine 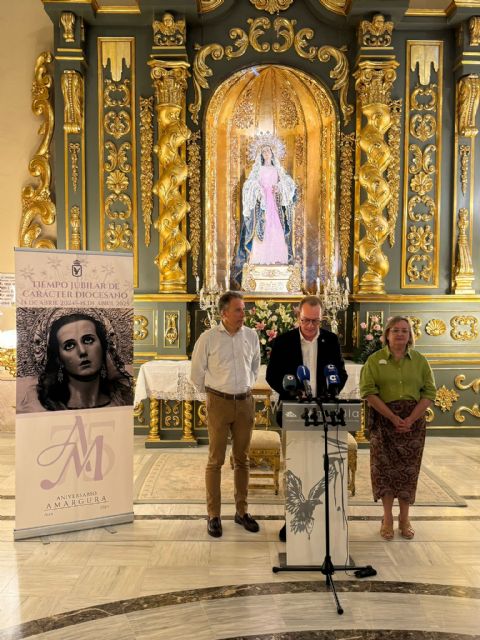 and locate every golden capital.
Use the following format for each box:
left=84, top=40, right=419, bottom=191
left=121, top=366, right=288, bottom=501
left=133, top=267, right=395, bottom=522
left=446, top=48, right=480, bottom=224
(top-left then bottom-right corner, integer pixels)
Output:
left=354, top=60, right=399, bottom=106
left=249, top=0, right=293, bottom=12
left=149, top=60, right=190, bottom=106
